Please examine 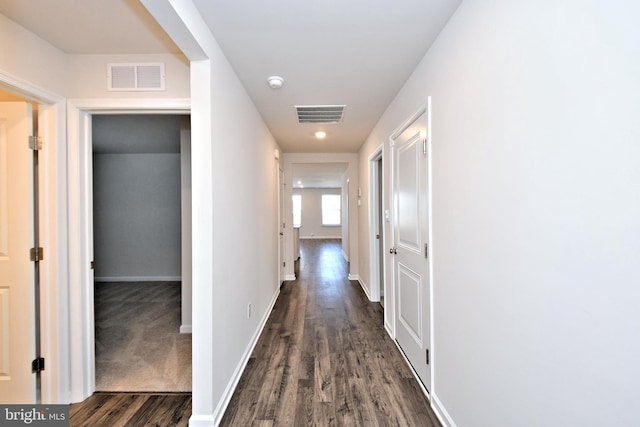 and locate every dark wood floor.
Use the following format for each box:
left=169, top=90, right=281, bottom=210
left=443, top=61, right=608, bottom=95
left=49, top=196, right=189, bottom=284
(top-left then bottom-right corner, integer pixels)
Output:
left=220, top=239, right=440, bottom=426
left=69, top=392, right=191, bottom=427
left=70, top=239, right=440, bottom=426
